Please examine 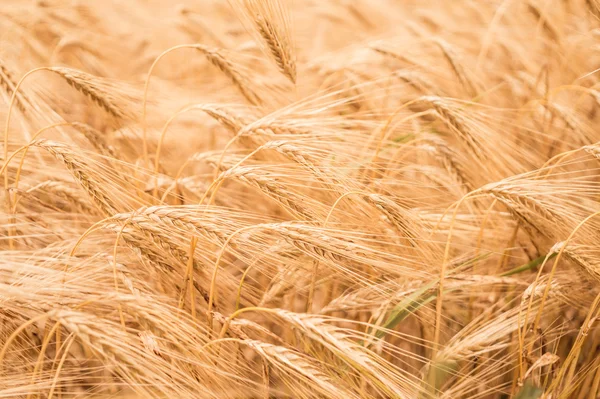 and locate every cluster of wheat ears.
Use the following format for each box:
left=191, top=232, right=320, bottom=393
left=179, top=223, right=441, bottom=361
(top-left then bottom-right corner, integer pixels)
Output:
left=4, top=0, right=600, bottom=397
